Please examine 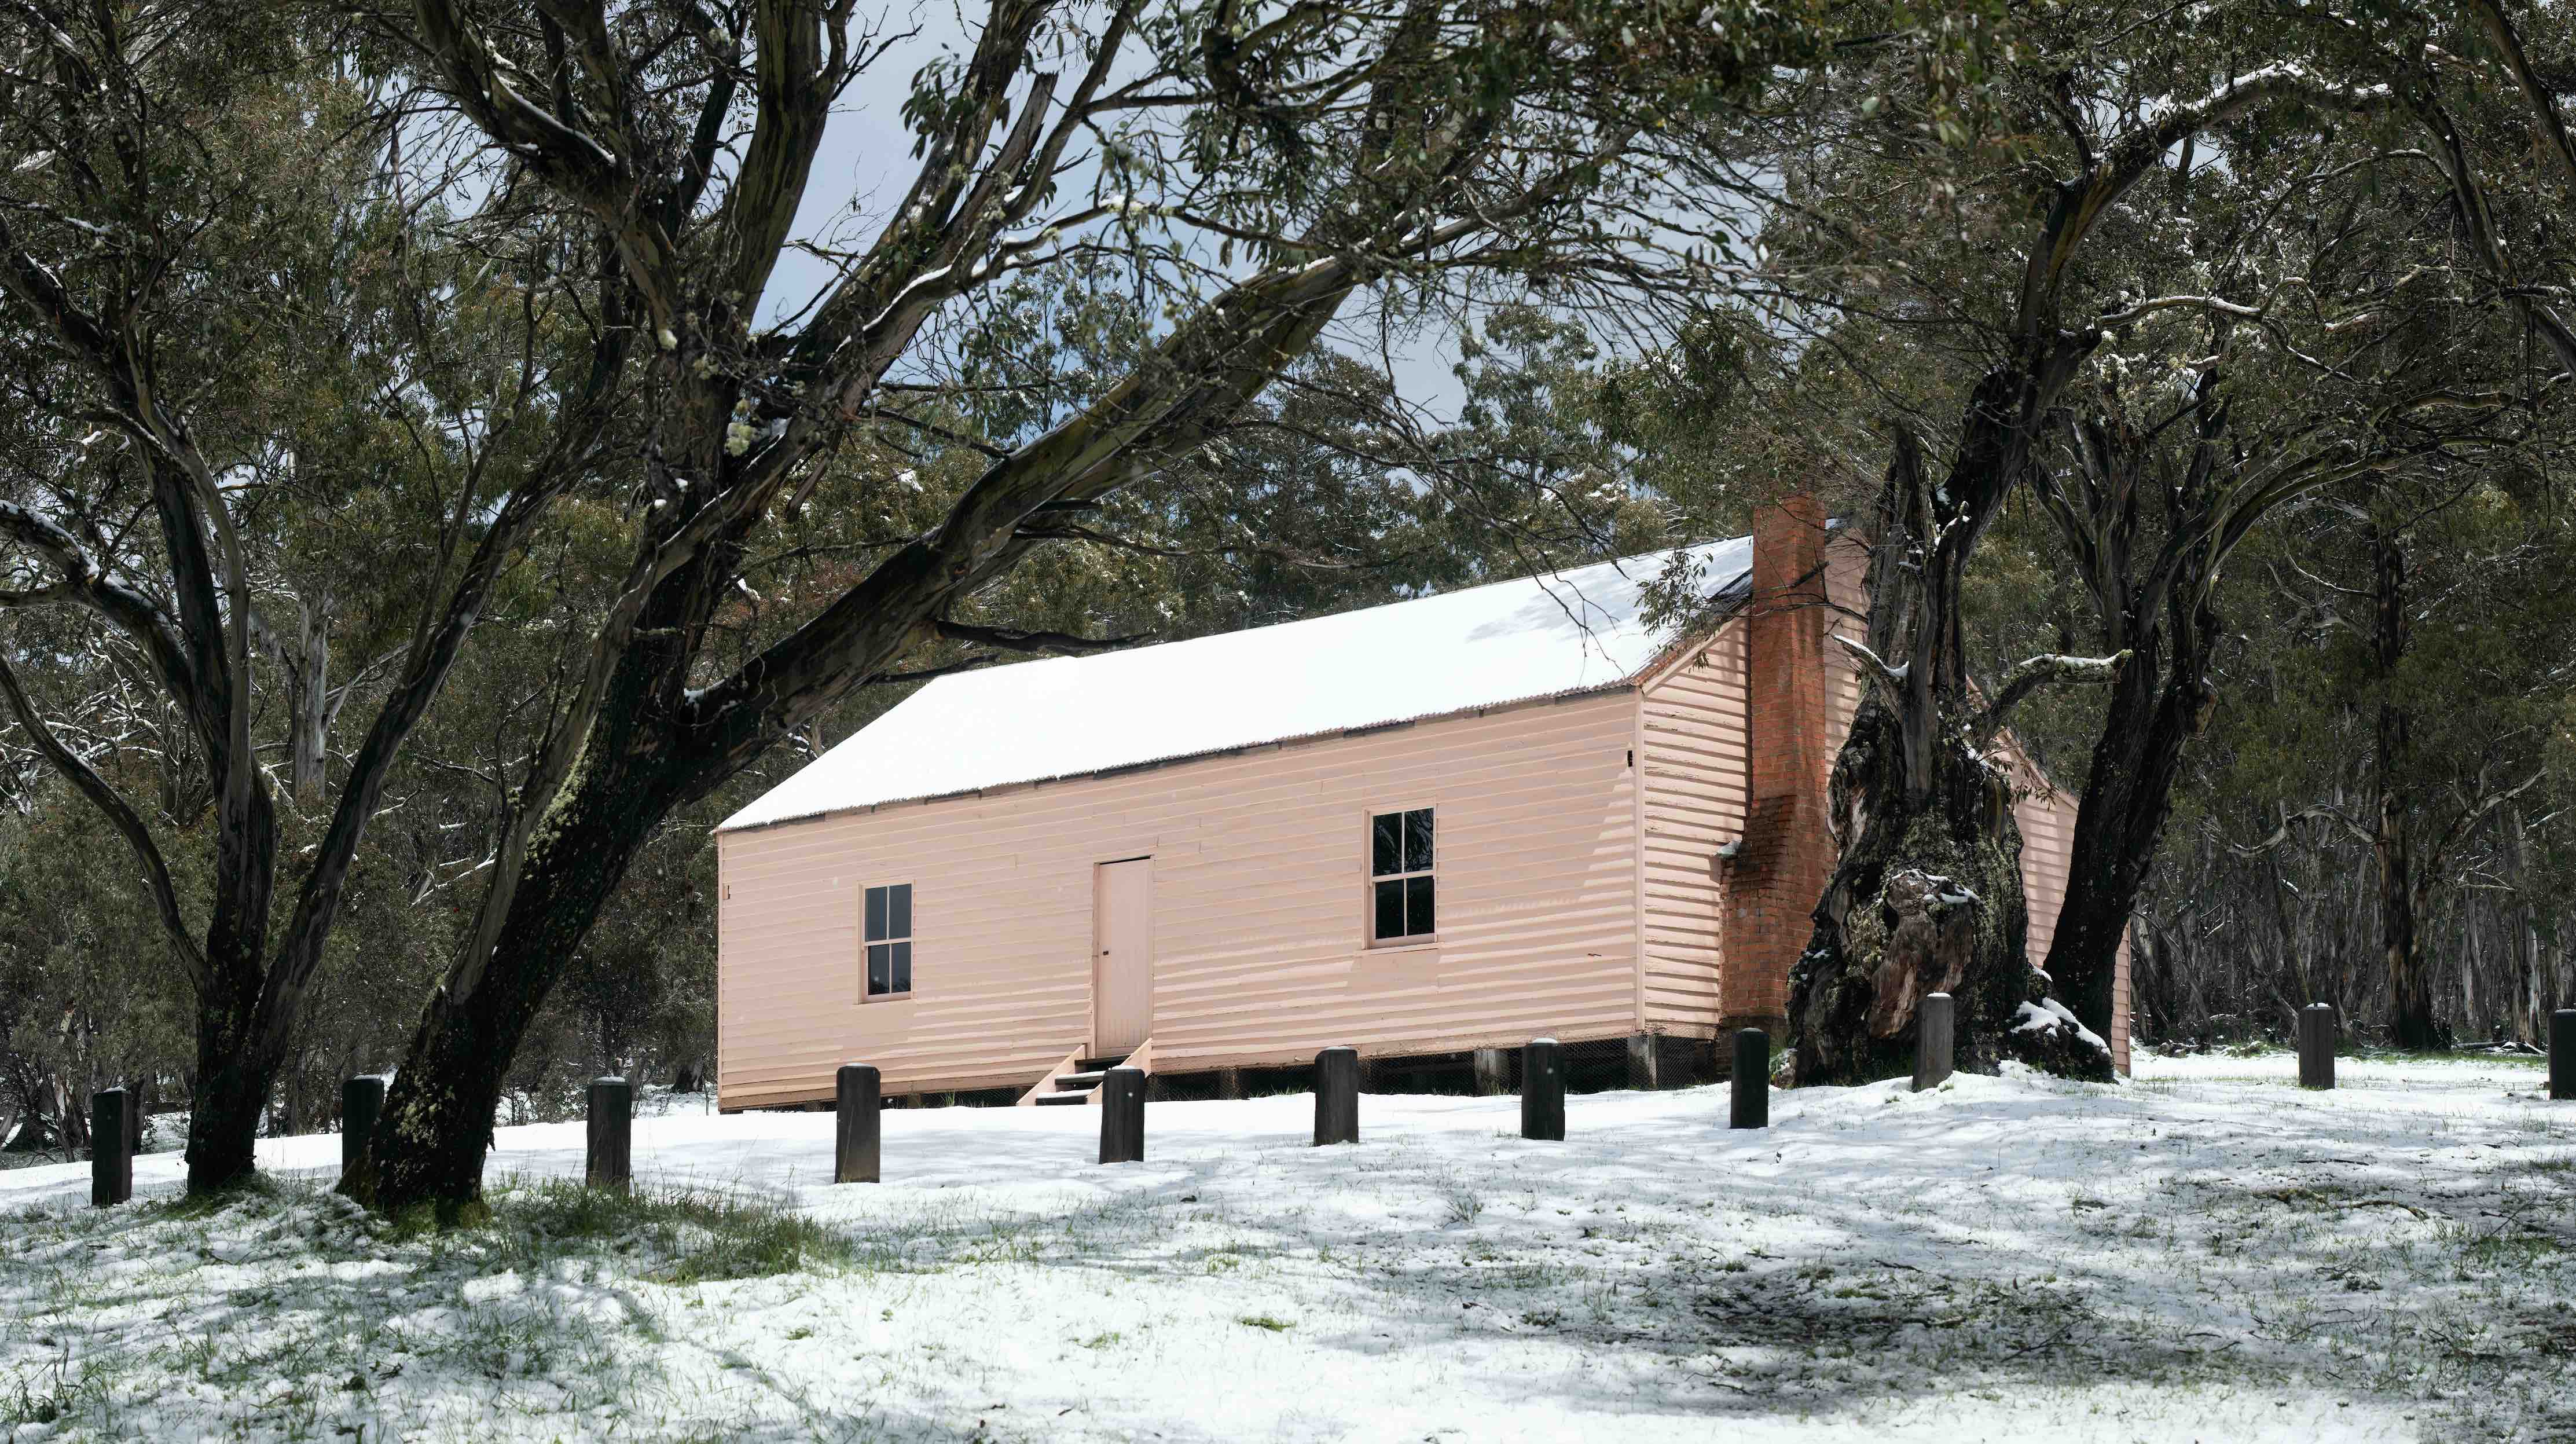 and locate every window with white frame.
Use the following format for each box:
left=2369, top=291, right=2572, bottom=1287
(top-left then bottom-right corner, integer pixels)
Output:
left=863, top=883, right=913, bottom=999
left=1369, top=808, right=1435, bottom=943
